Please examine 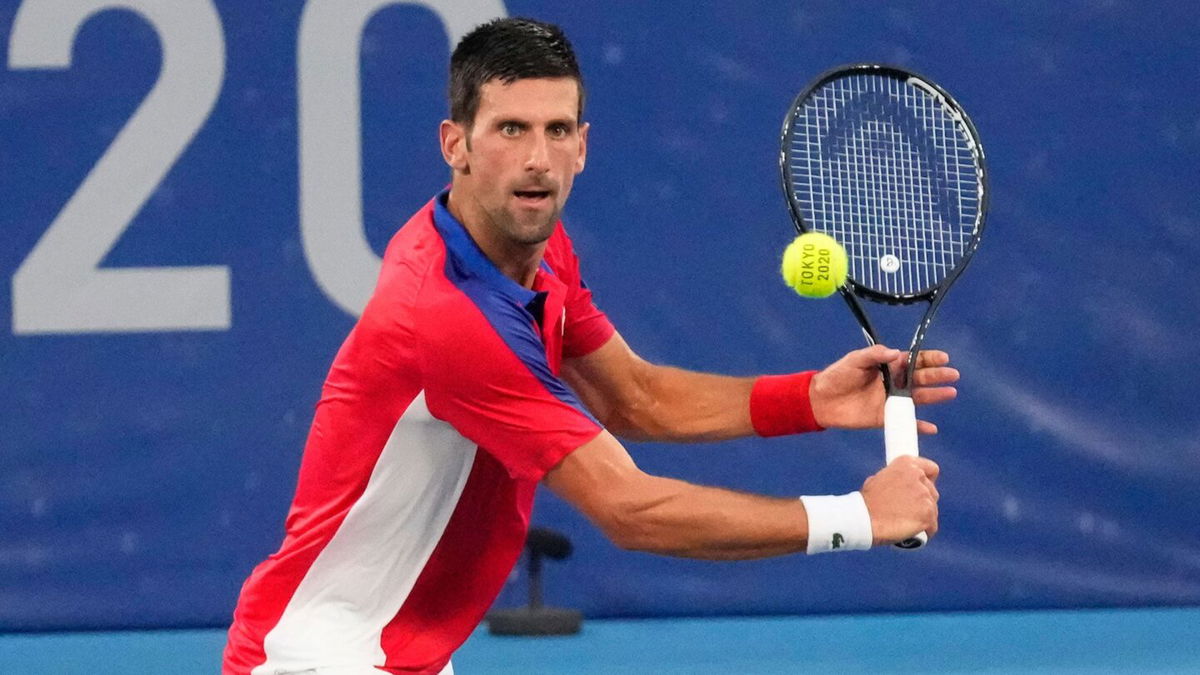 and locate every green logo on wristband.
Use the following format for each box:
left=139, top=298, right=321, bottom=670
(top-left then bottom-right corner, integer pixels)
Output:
left=832, top=533, right=844, bottom=549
